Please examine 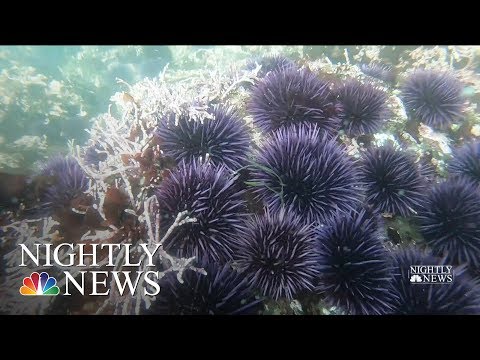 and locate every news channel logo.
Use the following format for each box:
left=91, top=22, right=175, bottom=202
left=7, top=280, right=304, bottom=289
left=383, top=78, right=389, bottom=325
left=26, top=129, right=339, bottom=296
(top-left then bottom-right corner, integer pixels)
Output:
left=409, top=265, right=454, bottom=284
